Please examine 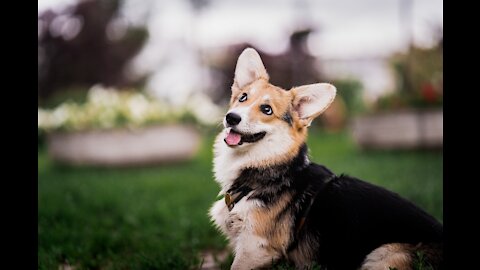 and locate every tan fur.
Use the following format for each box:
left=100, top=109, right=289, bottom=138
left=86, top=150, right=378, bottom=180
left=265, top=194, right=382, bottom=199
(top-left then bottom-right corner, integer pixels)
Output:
left=360, top=243, right=413, bottom=270
left=251, top=193, right=293, bottom=256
